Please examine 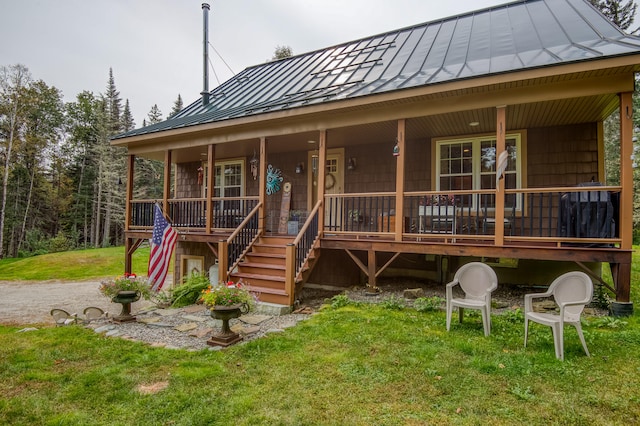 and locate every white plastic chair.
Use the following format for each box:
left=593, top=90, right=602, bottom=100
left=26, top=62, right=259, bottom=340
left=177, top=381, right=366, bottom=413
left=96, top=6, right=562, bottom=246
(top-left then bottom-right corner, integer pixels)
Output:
left=446, top=262, right=498, bottom=336
left=524, top=271, right=592, bottom=360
